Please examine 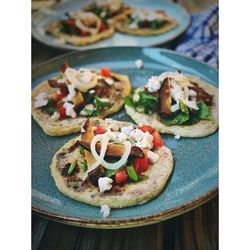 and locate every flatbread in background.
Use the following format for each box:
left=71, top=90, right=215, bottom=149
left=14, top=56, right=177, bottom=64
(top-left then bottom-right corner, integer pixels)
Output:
left=50, top=119, right=174, bottom=208
left=125, top=76, right=218, bottom=137
left=32, top=72, right=131, bottom=136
